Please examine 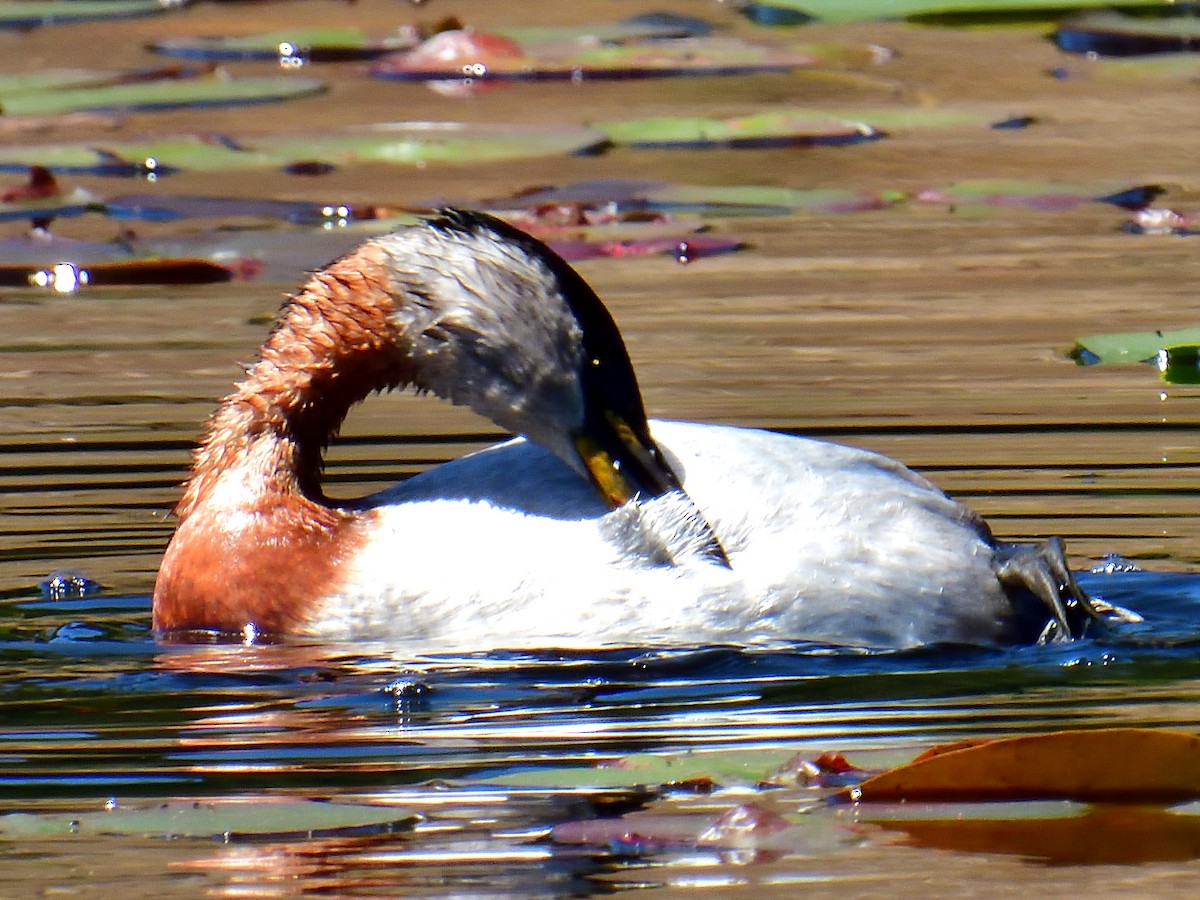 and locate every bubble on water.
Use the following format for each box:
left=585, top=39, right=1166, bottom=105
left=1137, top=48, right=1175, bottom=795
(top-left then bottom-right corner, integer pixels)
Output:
left=39, top=568, right=101, bottom=600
